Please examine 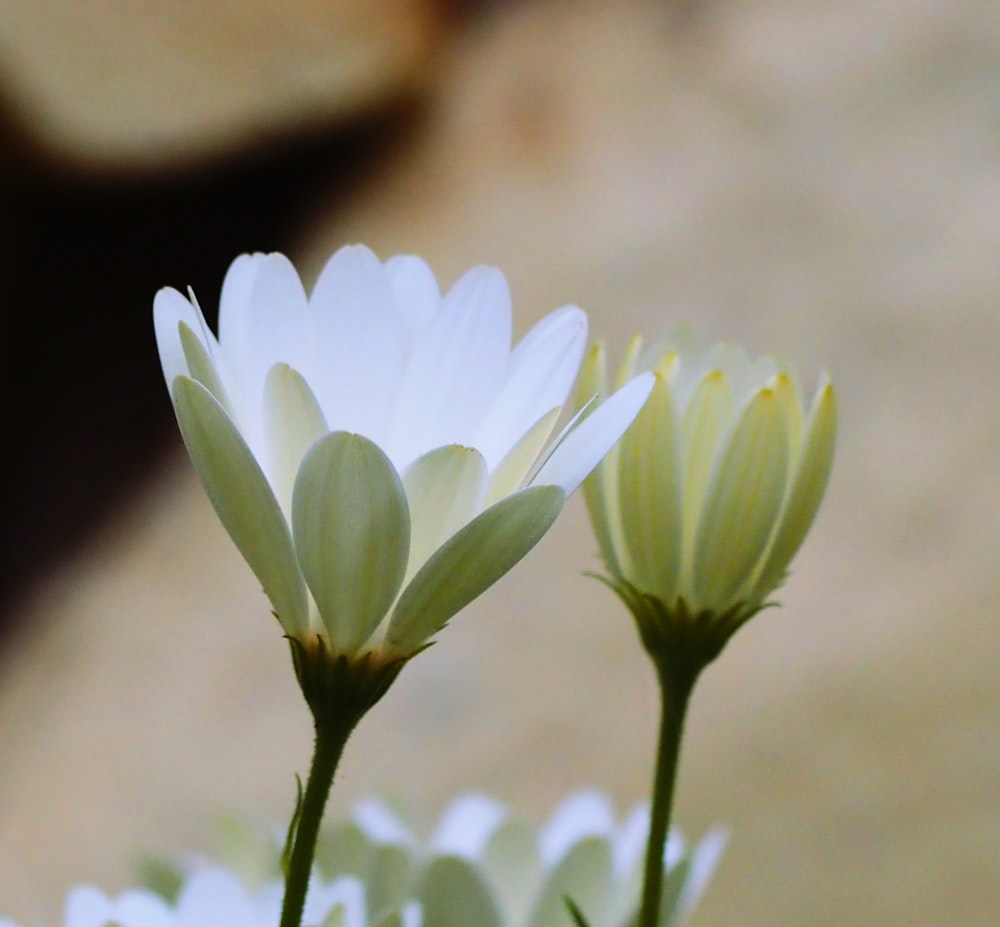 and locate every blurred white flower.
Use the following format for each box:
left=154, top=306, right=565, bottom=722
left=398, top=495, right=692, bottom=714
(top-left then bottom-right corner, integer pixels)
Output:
left=578, top=330, right=836, bottom=637
left=6, top=869, right=402, bottom=927
left=346, top=791, right=725, bottom=927
left=155, top=246, right=651, bottom=660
